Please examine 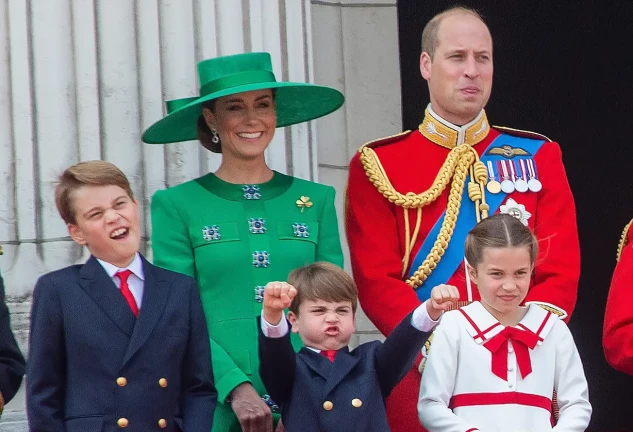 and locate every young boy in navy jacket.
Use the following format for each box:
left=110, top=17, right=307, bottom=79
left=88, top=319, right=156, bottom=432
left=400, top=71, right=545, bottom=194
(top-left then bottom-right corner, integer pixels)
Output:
left=258, top=262, right=458, bottom=432
left=27, top=161, right=217, bottom=432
